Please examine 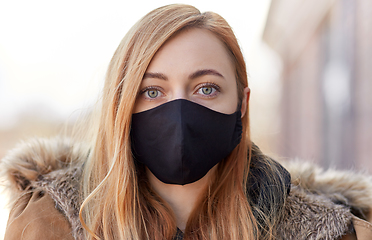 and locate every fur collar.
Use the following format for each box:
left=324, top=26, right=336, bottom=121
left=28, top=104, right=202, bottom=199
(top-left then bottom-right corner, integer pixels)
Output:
left=2, top=137, right=372, bottom=240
